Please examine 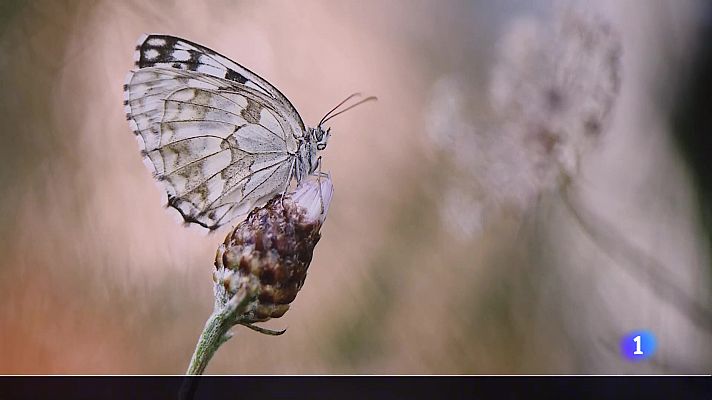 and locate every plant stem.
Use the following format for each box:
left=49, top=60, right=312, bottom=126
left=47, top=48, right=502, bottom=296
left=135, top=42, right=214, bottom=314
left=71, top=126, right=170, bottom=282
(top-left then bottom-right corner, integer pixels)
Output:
left=561, top=182, right=712, bottom=334
left=186, top=310, right=232, bottom=375
left=185, top=285, right=255, bottom=375
left=179, top=286, right=256, bottom=400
